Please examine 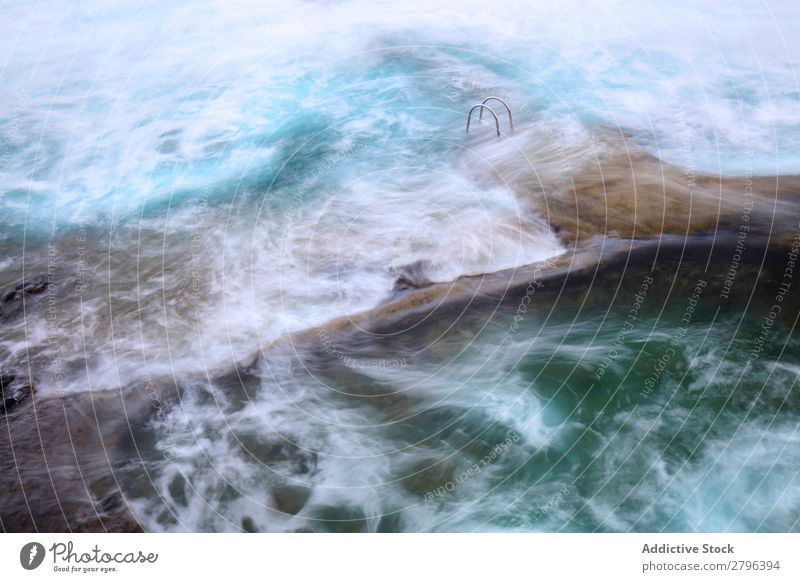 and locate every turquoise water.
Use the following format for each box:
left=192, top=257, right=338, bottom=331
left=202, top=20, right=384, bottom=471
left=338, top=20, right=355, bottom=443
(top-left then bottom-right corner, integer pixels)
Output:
left=117, top=265, right=800, bottom=532
left=3, top=0, right=800, bottom=231
left=1, top=0, right=799, bottom=531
